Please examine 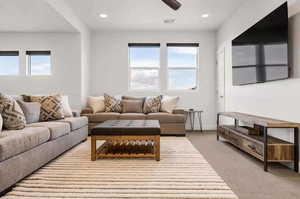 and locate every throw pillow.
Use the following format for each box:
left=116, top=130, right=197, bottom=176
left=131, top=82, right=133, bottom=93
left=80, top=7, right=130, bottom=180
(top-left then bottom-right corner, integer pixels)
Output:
left=0, top=93, right=26, bottom=130
left=87, top=96, right=105, bottom=113
left=122, top=100, right=144, bottom=113
left=122, top=96, right=145, bottom=101
left=160, top=96, right=180, bottom=113
left=17, top=100, right=41, bottom=124
left=31, top=95, right=64, bottom=121
left=0, top=114, right=3, bottom=133
left=104, top=94, right=122, bottom=113
left=61, top=95, right=73, bottom=117
left=143, top=96, right=162, bottom=114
